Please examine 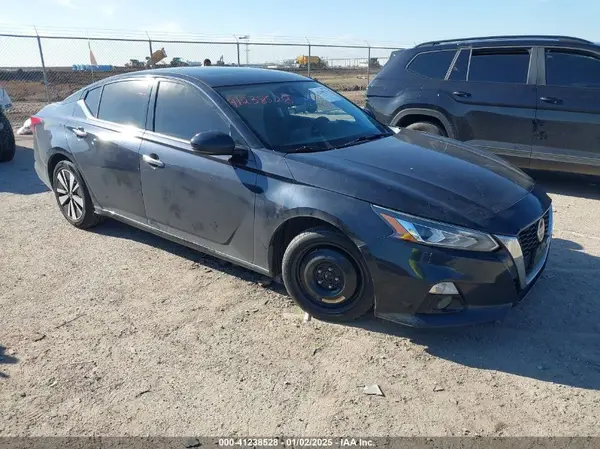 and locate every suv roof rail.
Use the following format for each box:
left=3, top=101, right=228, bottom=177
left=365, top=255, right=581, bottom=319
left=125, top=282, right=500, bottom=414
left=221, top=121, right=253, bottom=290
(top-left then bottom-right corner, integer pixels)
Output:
left=416, top=35, right=593, bottom=47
